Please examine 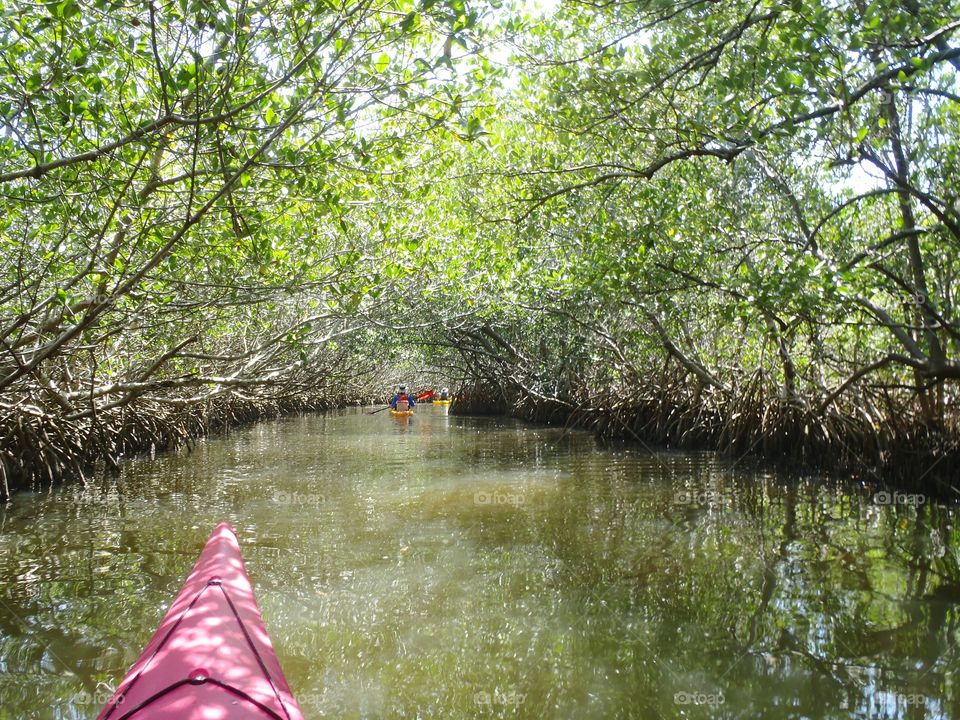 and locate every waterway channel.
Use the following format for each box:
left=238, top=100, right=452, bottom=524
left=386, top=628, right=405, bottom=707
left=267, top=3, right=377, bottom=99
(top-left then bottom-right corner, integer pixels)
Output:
left=0, top=407, right=956, bottom=719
